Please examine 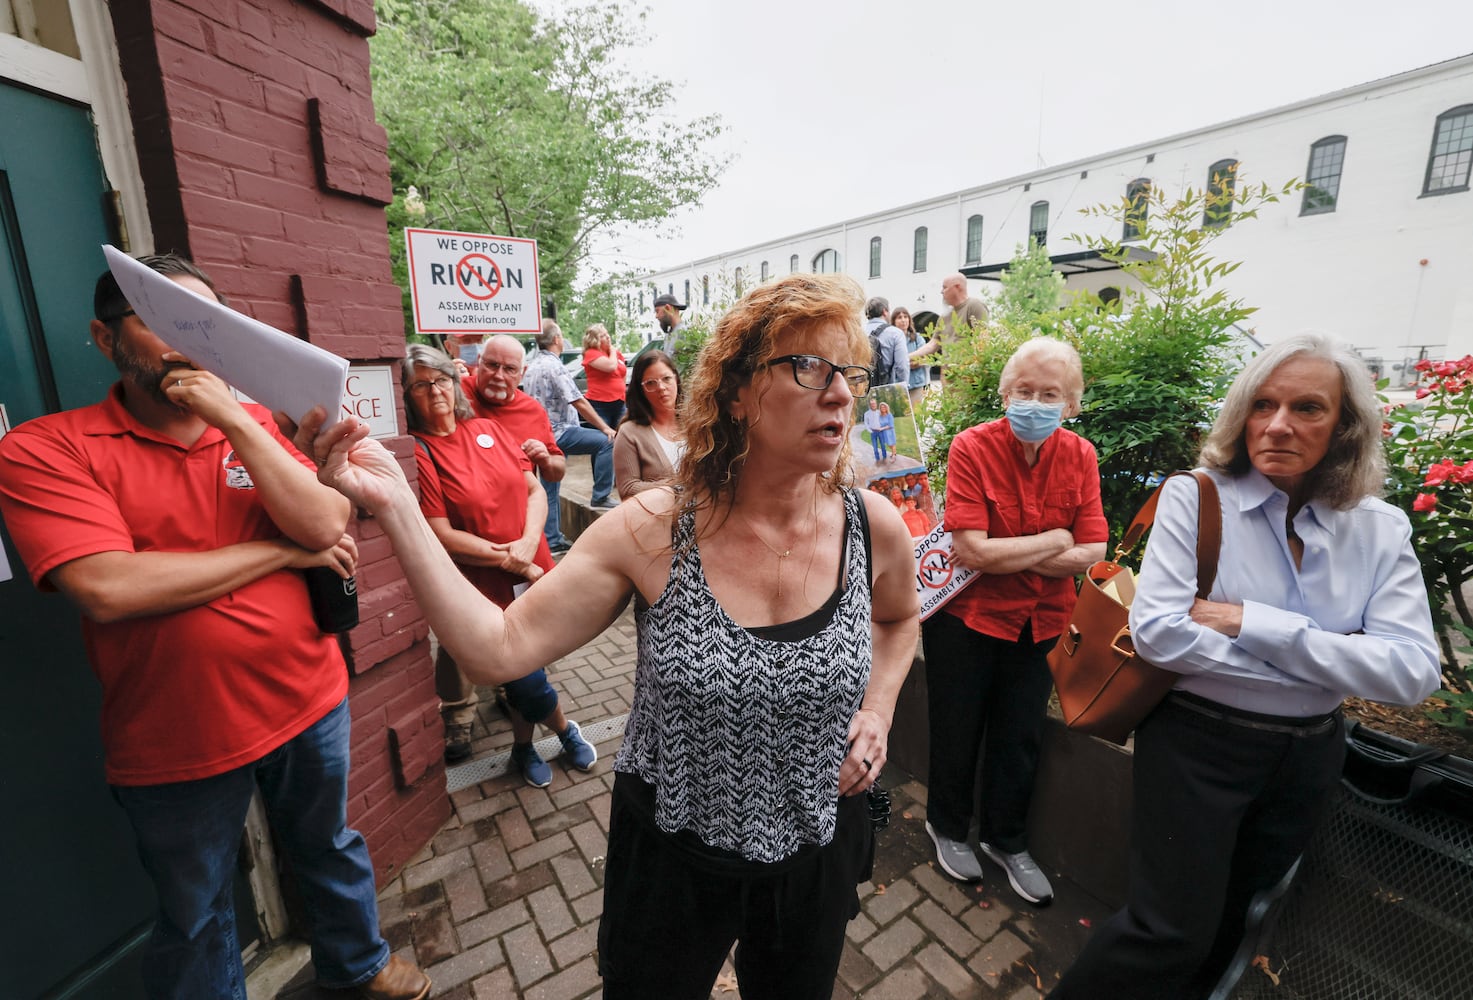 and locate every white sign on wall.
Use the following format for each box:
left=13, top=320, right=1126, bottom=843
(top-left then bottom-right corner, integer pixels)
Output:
left=235, top=365, right=399, bottom=440
left=404, top=228, right=542, bottom=336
